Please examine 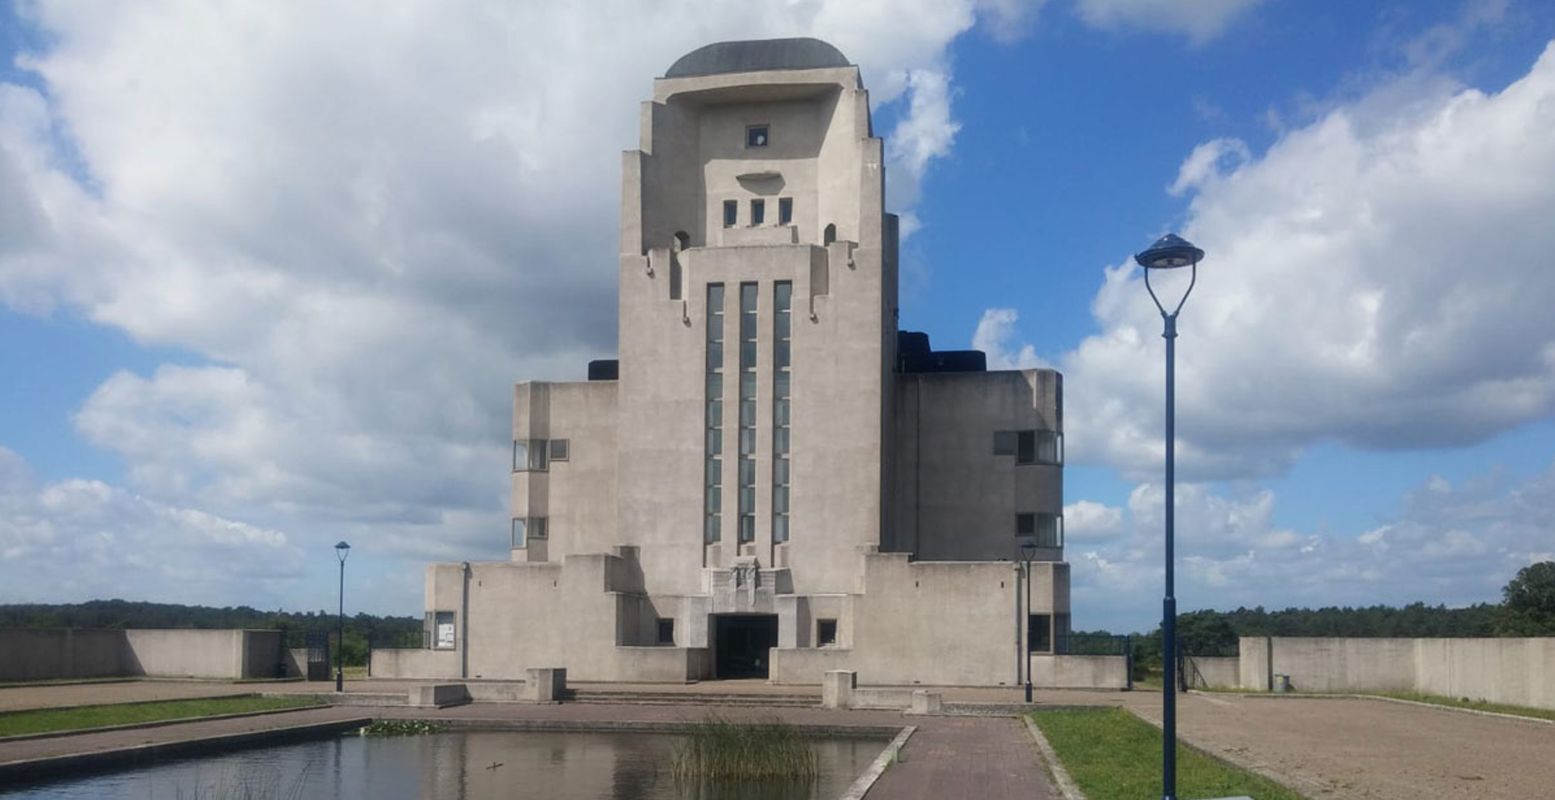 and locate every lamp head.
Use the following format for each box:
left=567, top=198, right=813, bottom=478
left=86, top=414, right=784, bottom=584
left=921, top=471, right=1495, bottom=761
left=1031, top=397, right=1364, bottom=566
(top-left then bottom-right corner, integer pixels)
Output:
left=1134, top=233, right=1203, bottom=270
left=1017, top=536, right=1038, bottom=562
left=335, top=540, right=351, bottom=562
